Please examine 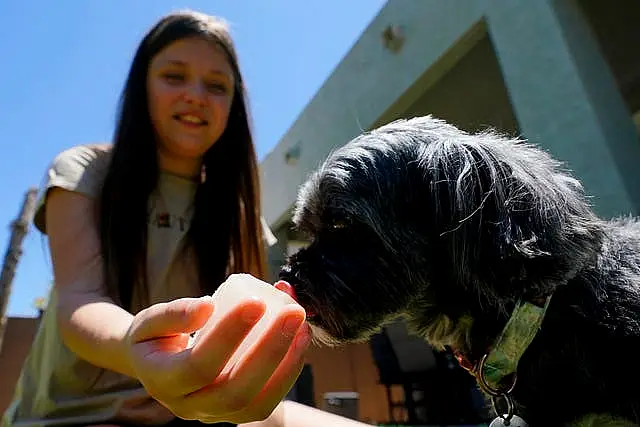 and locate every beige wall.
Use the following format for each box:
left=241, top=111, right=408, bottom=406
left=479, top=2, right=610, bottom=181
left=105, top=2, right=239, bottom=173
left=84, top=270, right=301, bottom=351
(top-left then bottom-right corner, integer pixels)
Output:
left=0, top=317, right=40, bottom=415
left=304, top=342, right=403, bottom=424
